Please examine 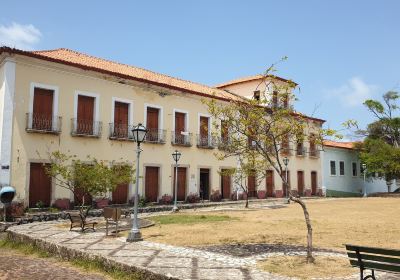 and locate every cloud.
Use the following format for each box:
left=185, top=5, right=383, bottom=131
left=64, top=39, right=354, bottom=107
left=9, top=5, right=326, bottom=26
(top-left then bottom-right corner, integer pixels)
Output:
left=324, top=77, right=378, bottom=107
left=0, top=22, right=42, bottom=50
